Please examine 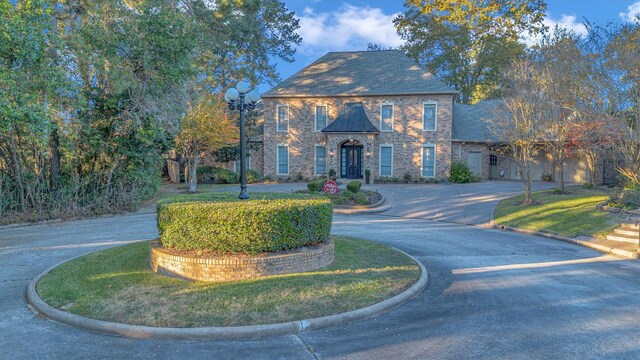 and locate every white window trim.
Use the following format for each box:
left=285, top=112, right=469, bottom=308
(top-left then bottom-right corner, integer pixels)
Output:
left=421, top=143, right=437, bottom=178
left=379, top=144, right=394, bottom=177
left=422, top=101, right=438, bottom=132
left=314, top=144, right=327, bottom=176
left=276, top=104, right=289, bottom=132
left=276, top=144, right=289, bottom=175
left=314, top=104, right=328, bottom=132
left=380, top=102, right=394, bottom=132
